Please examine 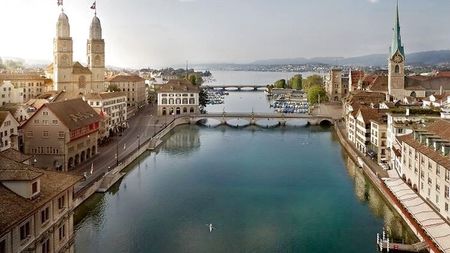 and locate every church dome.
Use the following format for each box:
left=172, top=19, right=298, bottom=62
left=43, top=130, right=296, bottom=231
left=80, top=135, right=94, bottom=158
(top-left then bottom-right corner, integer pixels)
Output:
left=56, top=12, right=70, bottom=38
left=89, top=16, right=102, bottom=40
